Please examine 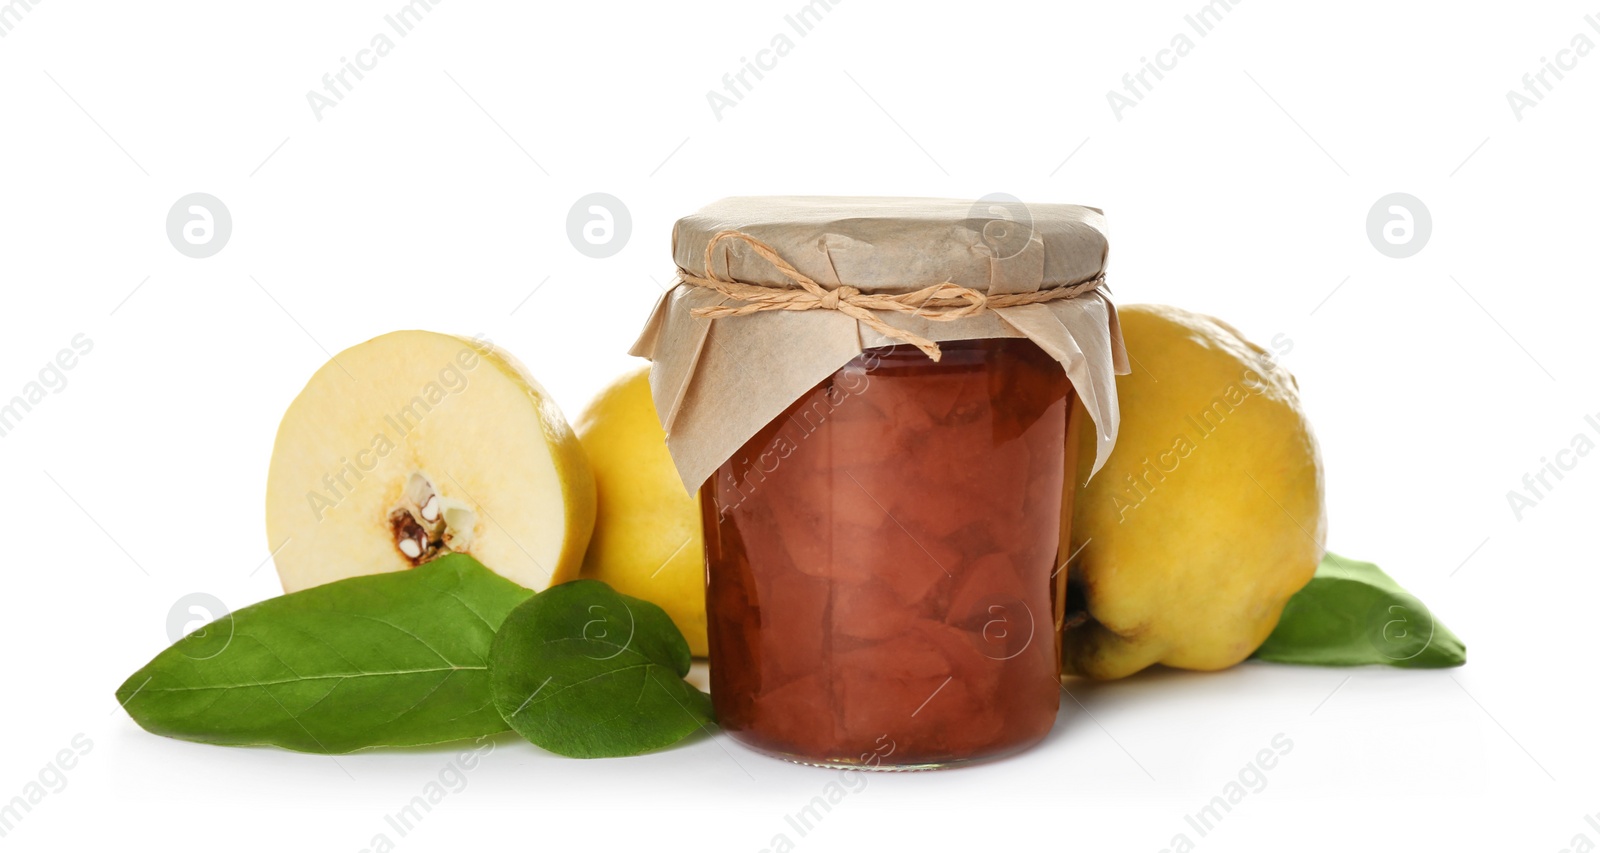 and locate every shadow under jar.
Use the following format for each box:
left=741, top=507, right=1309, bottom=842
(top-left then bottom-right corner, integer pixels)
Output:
left=702, top=338, right=1076, bottom=769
